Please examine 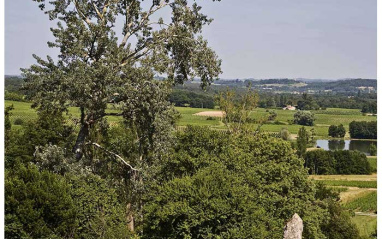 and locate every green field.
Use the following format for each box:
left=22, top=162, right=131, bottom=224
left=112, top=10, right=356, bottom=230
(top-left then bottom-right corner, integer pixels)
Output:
left=177, top=106, right=375, bottom=137
left=312, top=174, right=377, bottom=238
left=368, top=156, right=377, bottom=173
left=5, top=101, right=376, bottom=138
left=318, top=180, right=377, bottom=188
left=344, top=191, right=377, bottom=212
left=352, top=215, right=377, bottom=238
